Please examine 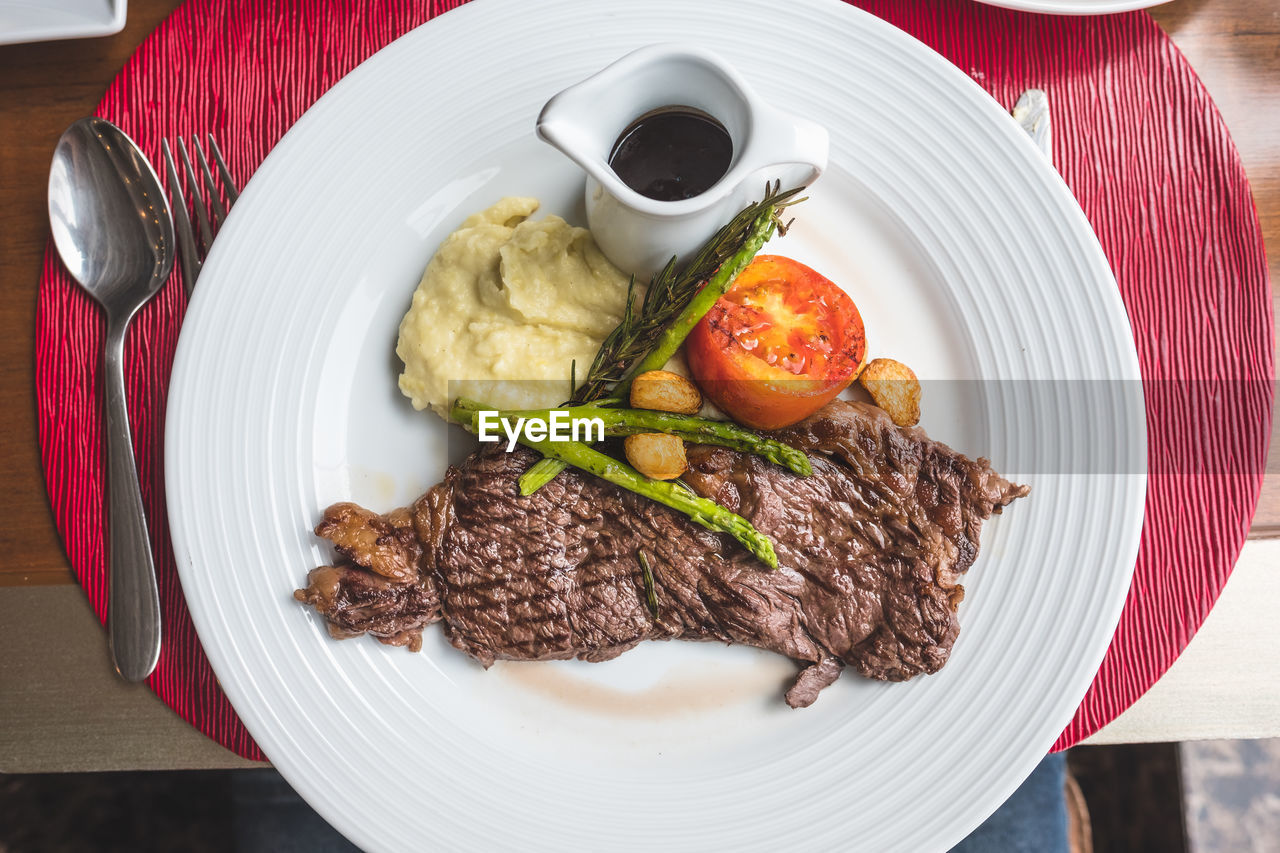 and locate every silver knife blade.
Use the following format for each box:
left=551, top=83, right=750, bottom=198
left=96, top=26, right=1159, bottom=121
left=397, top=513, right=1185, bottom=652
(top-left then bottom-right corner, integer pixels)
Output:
left=1013, top=88, right=1053, bottom=165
